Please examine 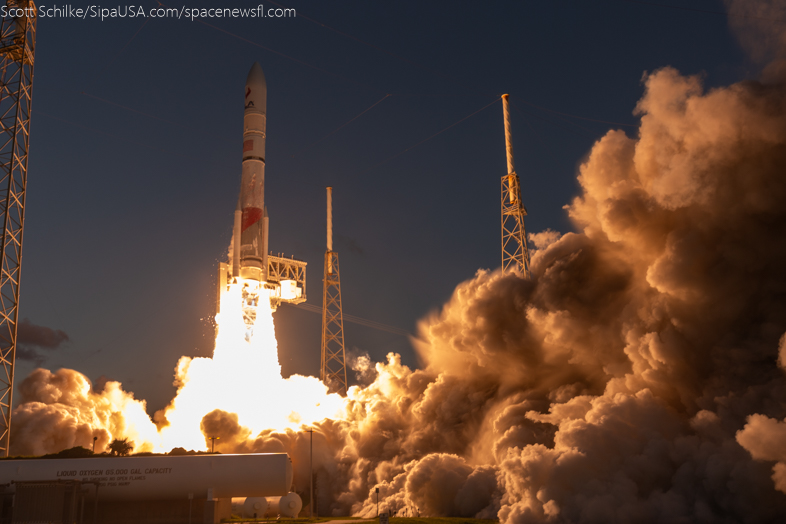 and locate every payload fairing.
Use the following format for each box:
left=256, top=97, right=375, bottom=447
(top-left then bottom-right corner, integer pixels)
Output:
left=218, top=63, right=307, bottom=317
